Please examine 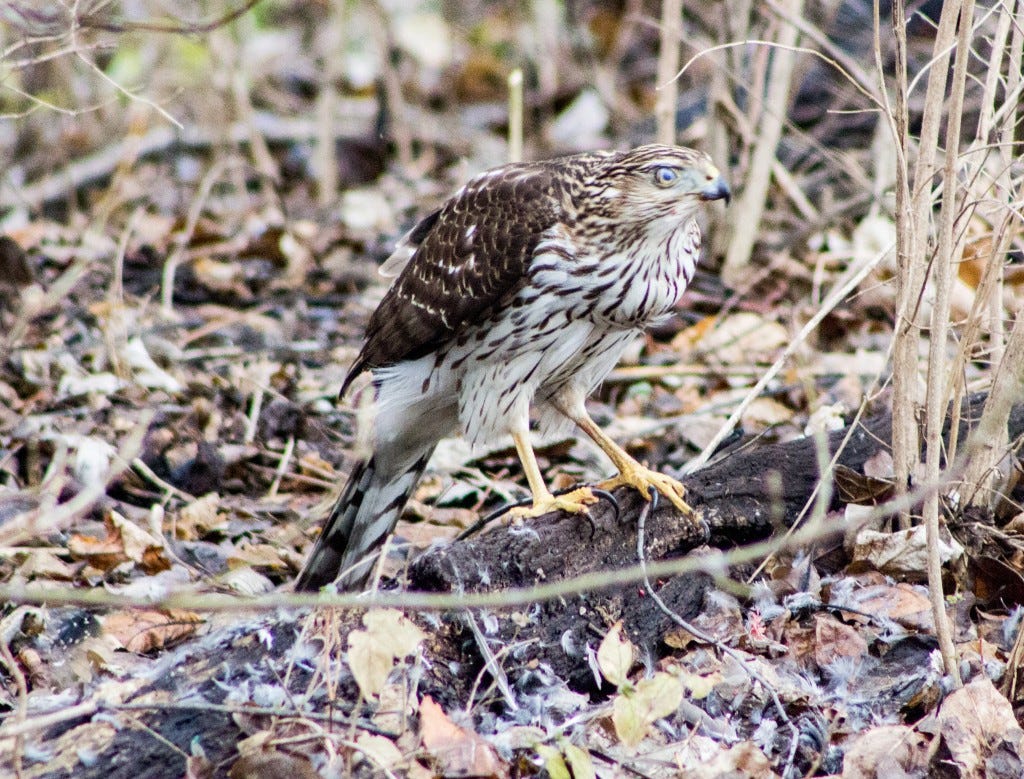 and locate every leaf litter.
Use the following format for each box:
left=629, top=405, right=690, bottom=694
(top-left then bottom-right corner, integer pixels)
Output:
left=2, top=3, right=1024, bottom=778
